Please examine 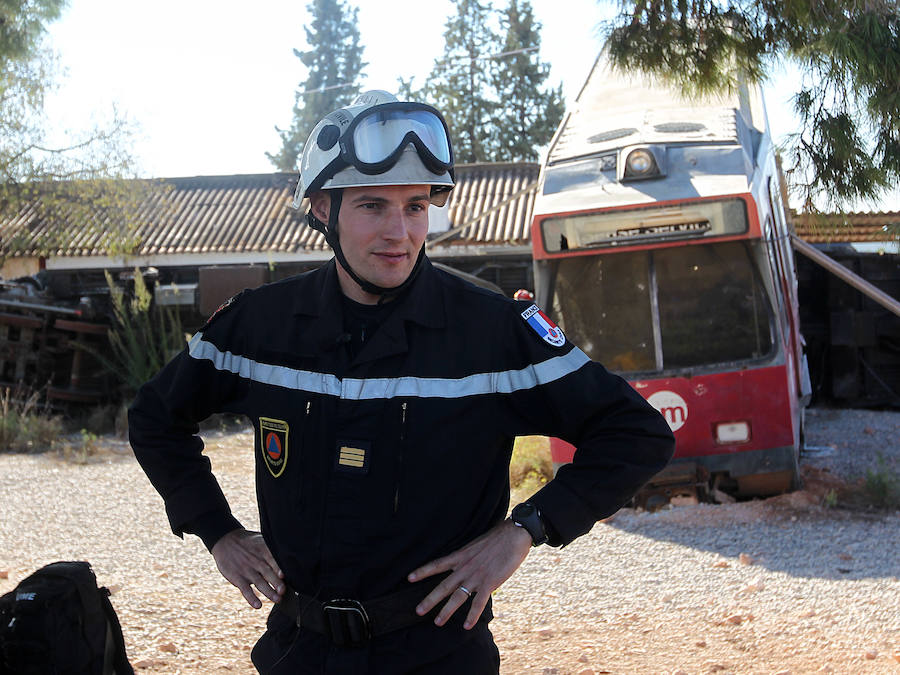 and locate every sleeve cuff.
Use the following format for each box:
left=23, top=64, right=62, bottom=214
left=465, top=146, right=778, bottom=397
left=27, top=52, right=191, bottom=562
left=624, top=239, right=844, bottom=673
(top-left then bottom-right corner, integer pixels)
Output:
left=527, top=479, right=603, bottom=547
left=182, top=510, right=243, bottom=551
